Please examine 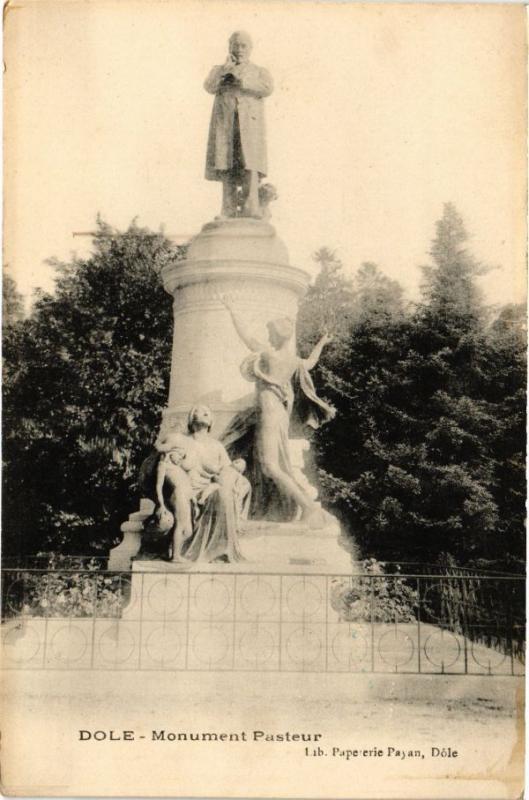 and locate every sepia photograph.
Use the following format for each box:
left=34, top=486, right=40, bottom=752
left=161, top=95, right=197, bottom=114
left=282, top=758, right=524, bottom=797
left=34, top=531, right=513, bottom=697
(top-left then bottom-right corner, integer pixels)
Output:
left=1, top=1, right=526, bottom=797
